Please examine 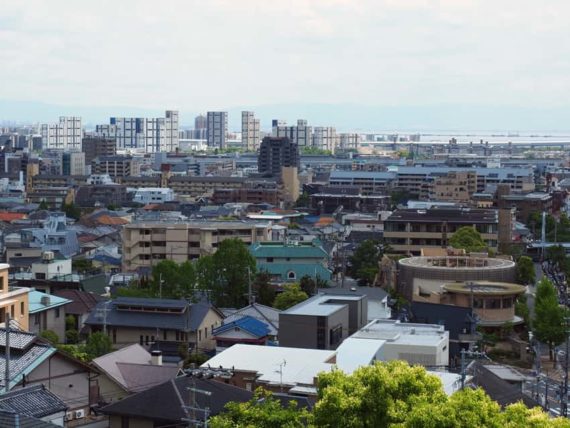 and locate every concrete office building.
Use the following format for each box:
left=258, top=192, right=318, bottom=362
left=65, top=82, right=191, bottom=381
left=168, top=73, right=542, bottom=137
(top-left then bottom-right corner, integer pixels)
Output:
left=241, top=111, right=261, bottom=151
left=95, top=110, right=179, bottom=153
left=40, top=116, right=82, bottom=150
left=428, top=171, right=477, bottom=202
left=207, top=111, right=228, bottom=149
left=82, top=137, right=117, bottom=164
left=279, top=293, right=368, bottom=350
left=62, top=151, right=85, bottom=176
left=122, top=220, right=271, bottom=271
left=273, top=119, right=312, bottom=148
left=91, top=155, right=140, bottom=179
left=258, top=136, right=300, bottom=177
